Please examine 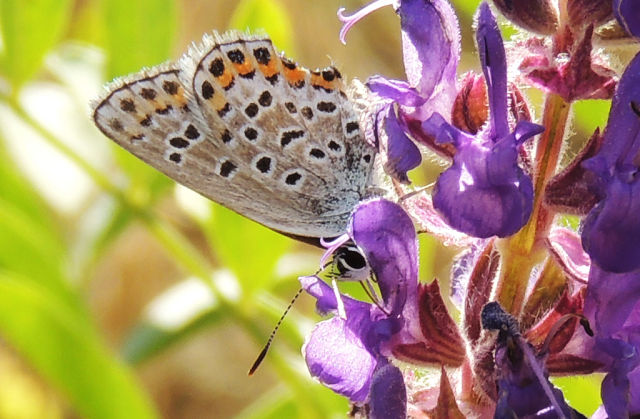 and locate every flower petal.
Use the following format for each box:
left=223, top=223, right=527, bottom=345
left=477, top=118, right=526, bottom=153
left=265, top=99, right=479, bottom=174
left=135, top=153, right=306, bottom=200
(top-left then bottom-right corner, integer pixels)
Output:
left=349, top=198, right=418, bottom=316
left=582, top=175, right=640, bottom=272
left=367, top=76, right=427, bottom=107
left=581, top=52, right=640, bottom=272
left=303, top=316, right=377, bottom=402
left=369, top=362, right=407, bottom=419
left=337, top=0, right=397, bottom=44
left=421, top=112, right=469, bottom=147
left=398, top=0, right=460, bottom=100
left=382, top=105, right=422, bottom=183
left=428, top=127, right=535, bottom=237
left=483, top=303, right=578, bottom=418
left=583, top=266, right=640, bottom=417
left=419, top=6, right=541, bottom=238
left=299, top=274, right=370, bottom=316
left=546, top=227, right=591, bottom=283
left=614, top=0, right=640, bottom=38
left=584, top=267, right=640, bottom=343
left=400, top=192, right=477, bottom=247
left=477, top=2, right=509, bottom=139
